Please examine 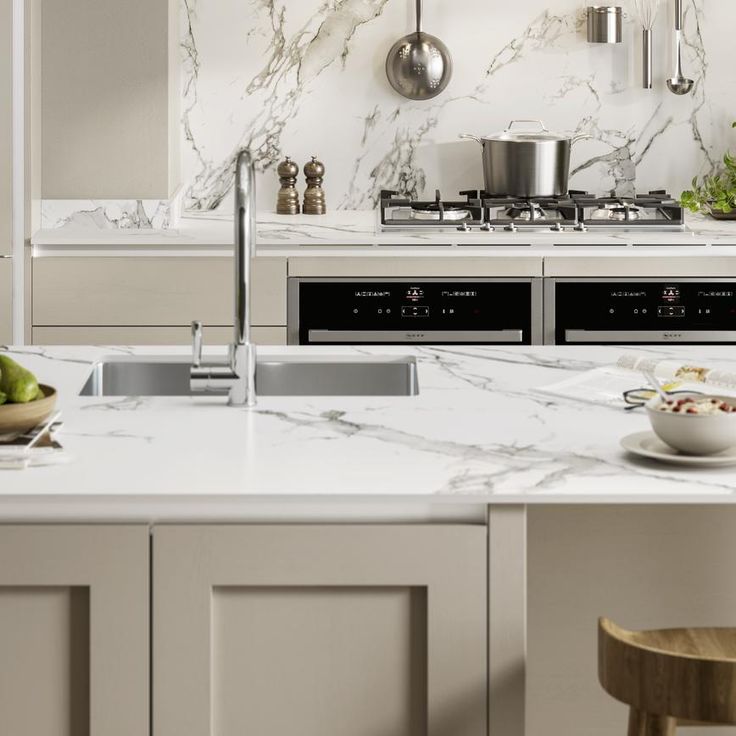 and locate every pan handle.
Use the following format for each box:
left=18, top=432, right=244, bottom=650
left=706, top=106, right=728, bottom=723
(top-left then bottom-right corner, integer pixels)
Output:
left=459, top=133, right=483, bottom=145
left=506, top=119, right=549, bottom=133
